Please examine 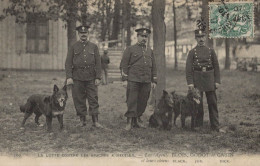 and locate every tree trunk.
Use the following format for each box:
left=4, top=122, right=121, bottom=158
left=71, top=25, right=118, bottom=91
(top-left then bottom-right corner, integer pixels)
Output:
left=225, top=38, right=231, bottom=70
left=173, top=0, right=178, bottom=70
left=67, top=20, right=77, bottom=50
left=124, top=0, right=131, bottom=46
left=152, top=0, right=166, bottom=103
left=202, top=0, right=213, bottom=48
left=67, top=3, right=77, bottom=51
left=99, top=0, right=107, bottom=41
left=110, top=0, right=121, bottom=47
